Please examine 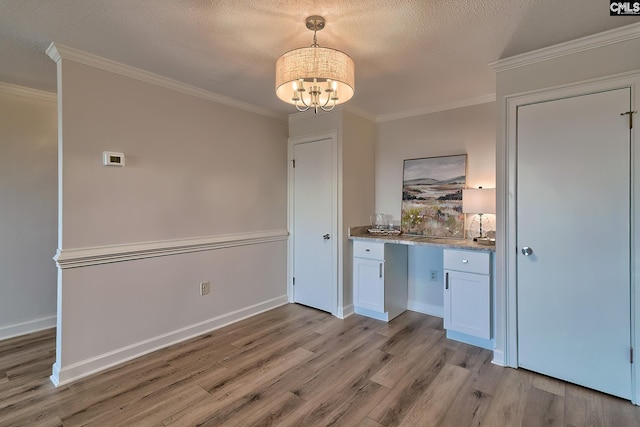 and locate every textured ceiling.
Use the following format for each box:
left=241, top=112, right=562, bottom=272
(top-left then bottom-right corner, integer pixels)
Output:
left=0, top=0, right=638, bottom=120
